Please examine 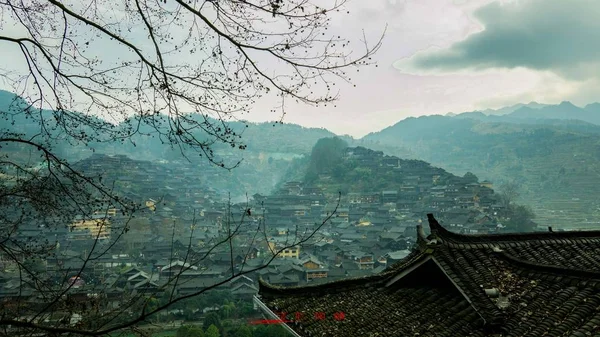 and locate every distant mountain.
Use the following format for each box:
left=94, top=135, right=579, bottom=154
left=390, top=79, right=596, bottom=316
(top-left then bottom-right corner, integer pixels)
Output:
left=7, top=87, right=600, bottom=226
left=363, top=99, right=600, bottom=228
left=448, top=101, right=600, bottom=130
left=362, top=114, right=600, bottom=228
left=505, top=101, right=600, bottom=124
left=447, top=102, right=549, bottom=117
left=0, top=90, right=341, bottom=198
left=508, top=106, right=540, bottom=118
left=480, top=102, right=550, bottom=116
left=0, top=90, right=56, bottom=137
left=454, top=111, right=487, bottom=119
left=585, top=103, right=600, bottom=115
left=0, top=90, right=27, bottom=112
